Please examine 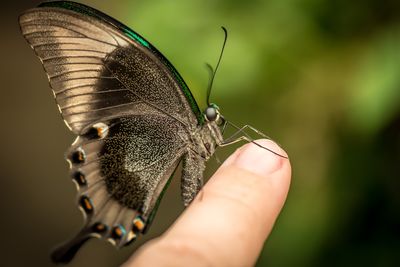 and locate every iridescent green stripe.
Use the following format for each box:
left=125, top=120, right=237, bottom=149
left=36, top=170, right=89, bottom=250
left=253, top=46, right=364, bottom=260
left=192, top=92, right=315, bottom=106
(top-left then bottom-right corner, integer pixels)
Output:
left=123, top=29, right=149, bottom=48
